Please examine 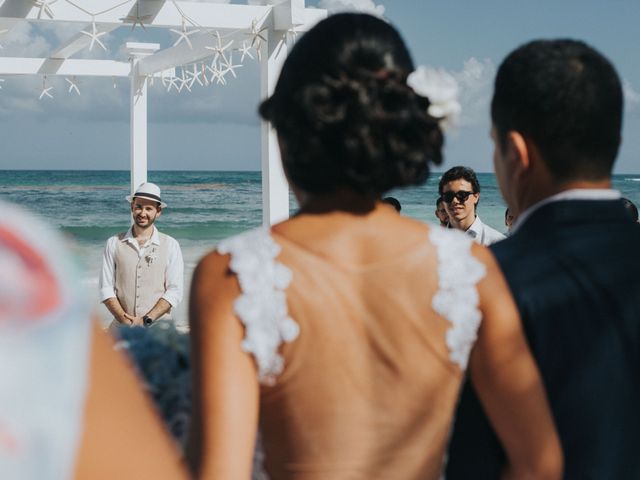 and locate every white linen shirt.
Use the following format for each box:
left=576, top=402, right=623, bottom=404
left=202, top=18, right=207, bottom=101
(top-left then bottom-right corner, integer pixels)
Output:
left=99, top=226, right=184, bottom=307
left=466, top=215, right=506, bottom=246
